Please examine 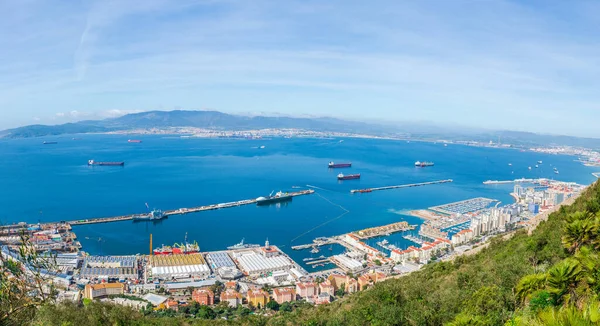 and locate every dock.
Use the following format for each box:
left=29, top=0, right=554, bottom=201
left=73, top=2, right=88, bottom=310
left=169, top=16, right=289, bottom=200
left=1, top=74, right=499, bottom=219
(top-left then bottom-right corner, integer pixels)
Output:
left=62, top=190, right=314, bottom=226
left=353, top=221, right=415, bottom=239
left=350, top=179, right=452, bottom=194
left=482, top=178, right=542, bottom=185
